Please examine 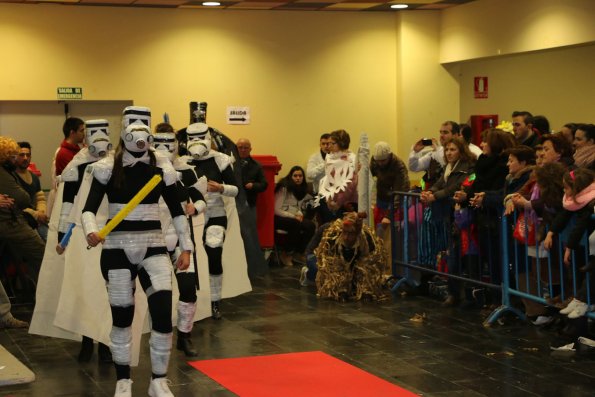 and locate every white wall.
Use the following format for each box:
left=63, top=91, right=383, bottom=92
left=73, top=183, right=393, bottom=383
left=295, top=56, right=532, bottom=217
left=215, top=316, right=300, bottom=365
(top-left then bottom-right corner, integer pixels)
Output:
left=0, top=4, right=399, bottom=181
left=441, top=0, right=595, bottom=63
left=458, top=43, right=595, bottom=131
